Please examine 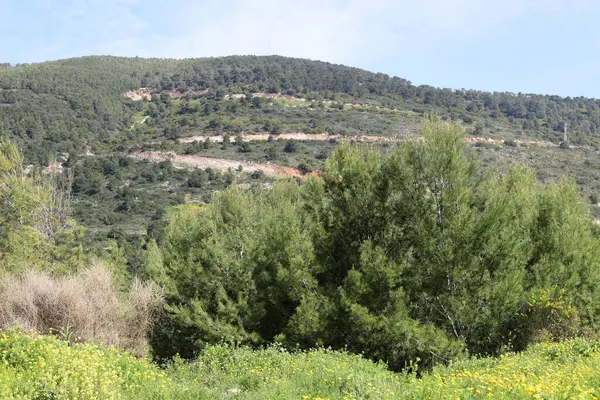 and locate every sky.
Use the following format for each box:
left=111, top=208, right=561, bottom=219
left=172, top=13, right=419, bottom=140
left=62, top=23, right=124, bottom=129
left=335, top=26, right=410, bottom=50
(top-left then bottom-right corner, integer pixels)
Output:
left=2, top=0, right=600, bottom=97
